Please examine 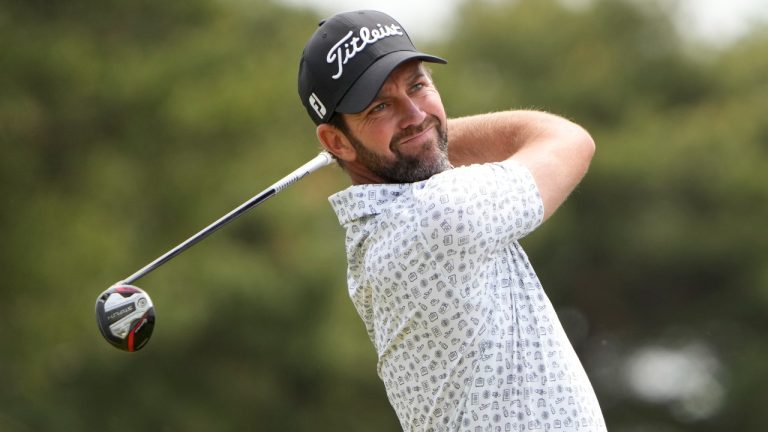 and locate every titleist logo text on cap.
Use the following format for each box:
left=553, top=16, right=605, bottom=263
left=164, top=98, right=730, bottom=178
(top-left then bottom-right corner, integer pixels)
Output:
left=327, top=23, right=404, bottom=80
